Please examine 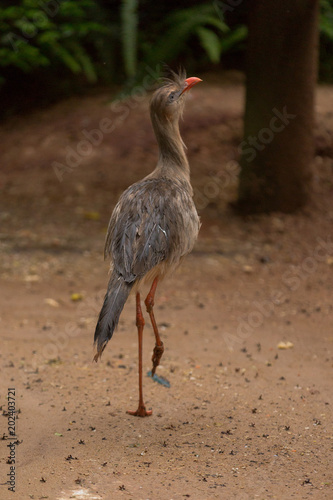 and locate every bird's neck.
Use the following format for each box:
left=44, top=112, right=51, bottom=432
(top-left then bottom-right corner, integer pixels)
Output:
left=152, top=113, right=190, bottom=177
